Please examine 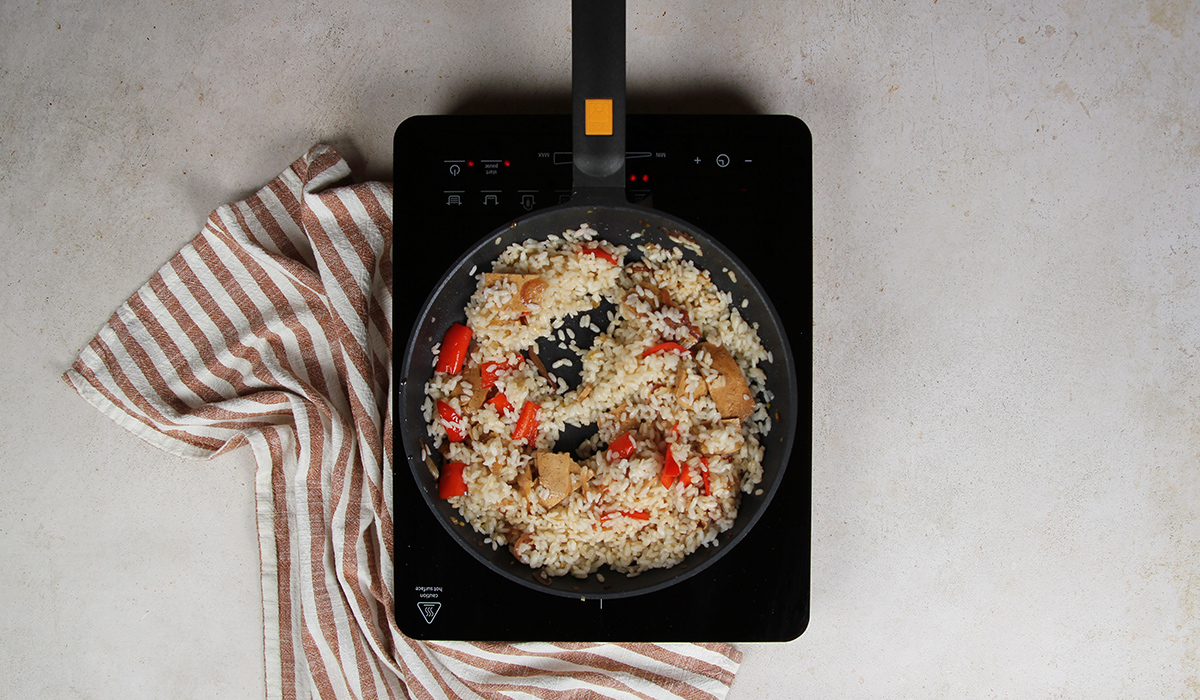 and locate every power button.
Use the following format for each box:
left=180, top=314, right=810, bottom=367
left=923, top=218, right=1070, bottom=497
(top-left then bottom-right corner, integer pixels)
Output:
left=716, top=154, right=730, bottom=168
